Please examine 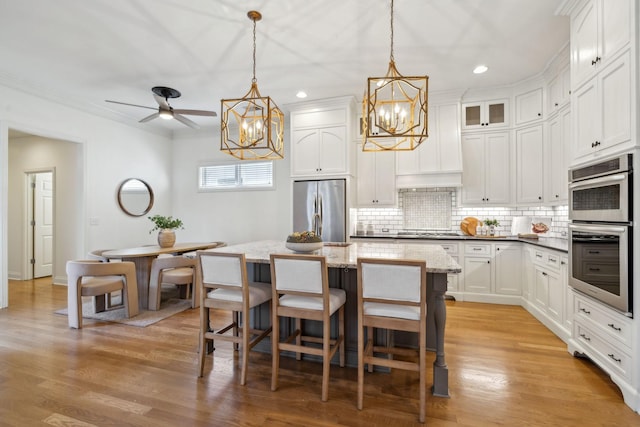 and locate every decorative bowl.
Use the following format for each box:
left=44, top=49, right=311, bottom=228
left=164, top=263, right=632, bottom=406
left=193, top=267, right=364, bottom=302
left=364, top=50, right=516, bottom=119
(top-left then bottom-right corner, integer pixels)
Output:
left=285, top=242, right=323, bottom=253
